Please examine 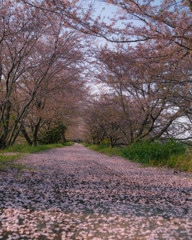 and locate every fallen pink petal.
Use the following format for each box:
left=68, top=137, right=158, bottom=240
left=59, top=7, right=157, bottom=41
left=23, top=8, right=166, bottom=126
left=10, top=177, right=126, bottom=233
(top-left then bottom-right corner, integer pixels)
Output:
left=0, top=144, right=192, bottom=239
